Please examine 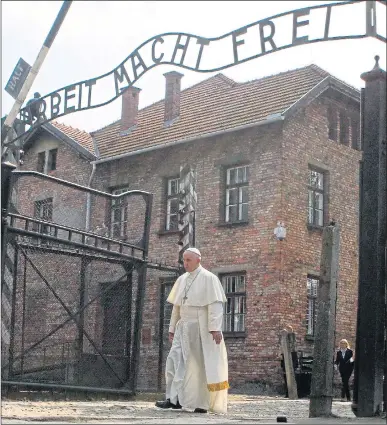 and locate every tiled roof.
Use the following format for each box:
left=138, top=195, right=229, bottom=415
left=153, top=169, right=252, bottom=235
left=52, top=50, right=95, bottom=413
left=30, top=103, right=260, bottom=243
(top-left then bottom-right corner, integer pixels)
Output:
left=50, top=121, right=95, bottom=155
left=92, top=64, right=333, bottom=160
